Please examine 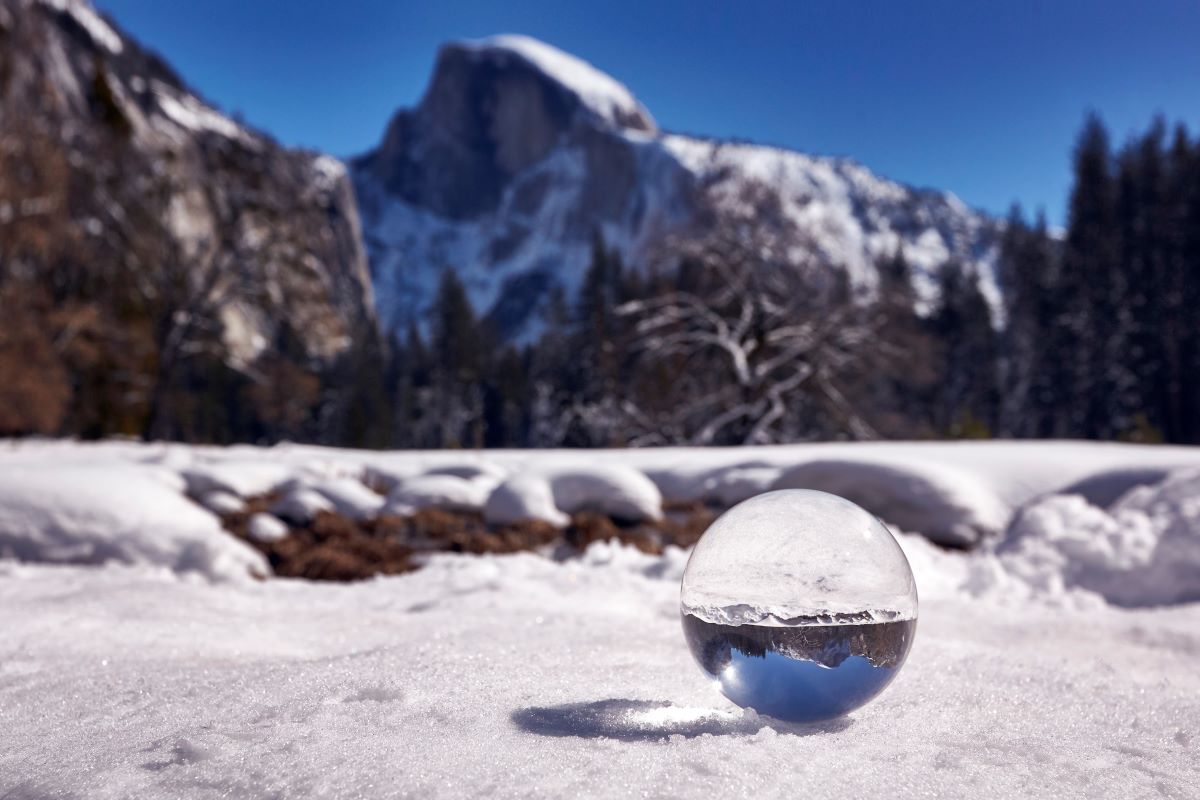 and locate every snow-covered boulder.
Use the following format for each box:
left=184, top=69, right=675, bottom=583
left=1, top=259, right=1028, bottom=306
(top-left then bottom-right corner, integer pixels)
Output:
left=386, top=474, right=495, bottom=515
left=771, top=458, right=1005, bottom=546
left=181, top=461, right=294, bottom=499
left=247, top=513, right=289, bottom=543
left=270, top=487, right=335, bottom=525
left=424, top=461, right=508, bottom=482
left=198, top=490, right=245, bottom=516
left=362, top=463, right=423, bottom=492
left=1000, top=469, right=1200, bottom=606
left=484, top=465, right=662, bottom=527
left=702, top=464, right=783, bottom=507
left=308, top=478, right=385, bottom=521
left=484, top=476, right=570, bottom=527
left=0, top=465, right=267, bottom=581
